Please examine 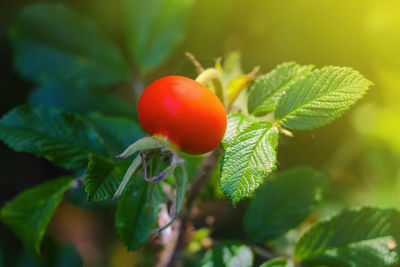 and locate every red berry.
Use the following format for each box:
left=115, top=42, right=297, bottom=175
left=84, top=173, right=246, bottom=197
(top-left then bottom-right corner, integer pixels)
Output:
left=138, top=76, right=227, bottom=155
